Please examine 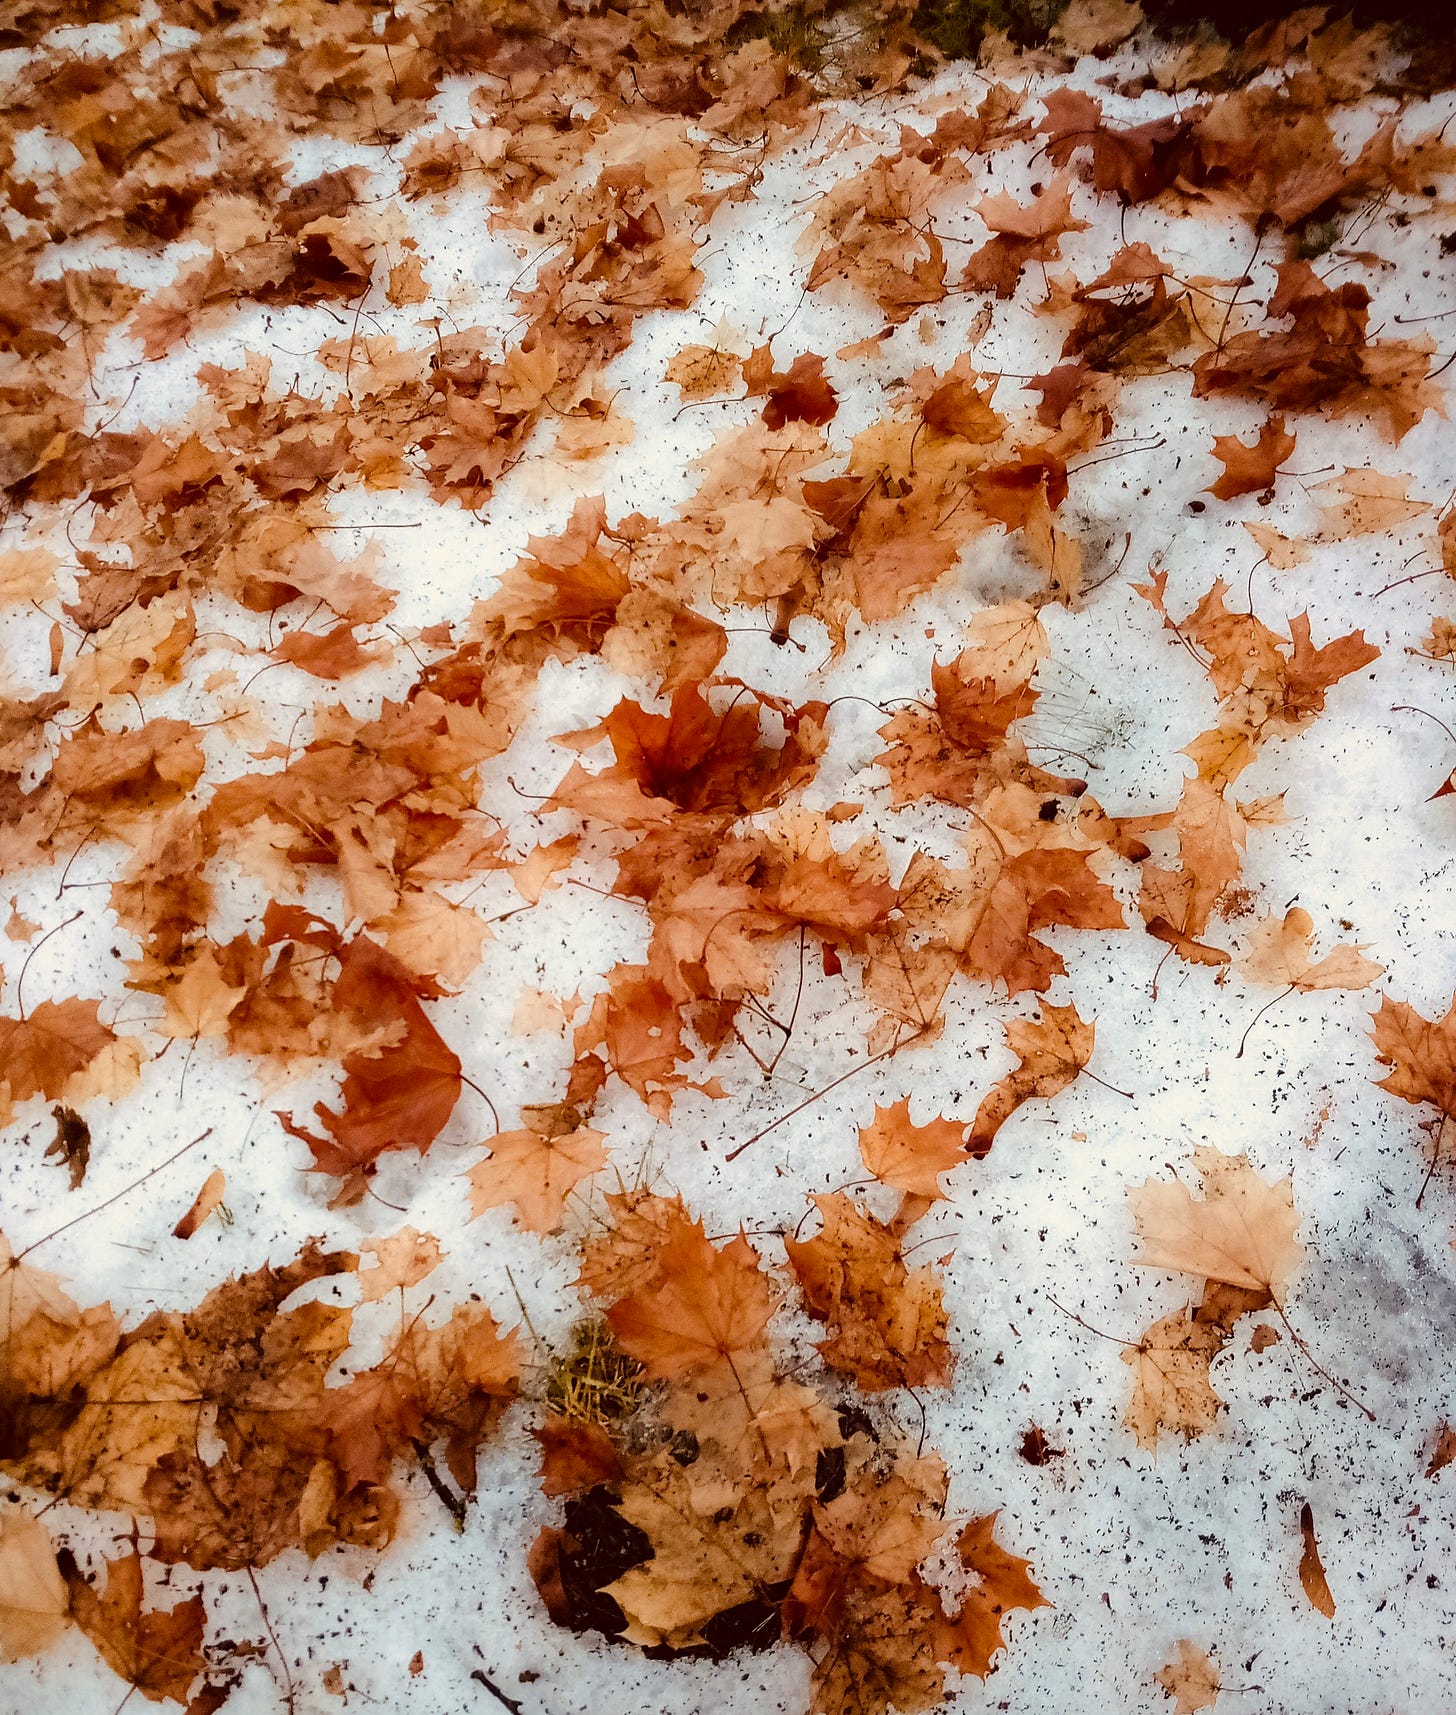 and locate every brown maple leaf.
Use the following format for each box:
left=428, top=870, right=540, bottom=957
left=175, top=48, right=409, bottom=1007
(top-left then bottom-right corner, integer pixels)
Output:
left=786, top=1193, right=953, bottom=1392
left=967, top=1001, right=1095, bottom=1156
left=0, top=1000, right=117, bottom=1107
left=1370, top=992, right=1456, bottom=1188
left=1205, top=415, right=1296, bottom=500
left=743, top=346, right=839, bottom=430
left=532, top=1415, right=623, bottom=1497
left=1238, top=908, right=1382, bottom=991
left=1371, top=992, right=1456, bottom=1125
left=1121, top=1308, right=1226, bottom=1451
left=0, top=1505, right=68, bottom=1662
left=1131, top=1148, right=1303, bottom=1301
left=278, top=927, right=463, bottom=1198
left=934, top=1511, right=1050, bottom=1679
left=1155, top=1639, right=1221, bottom=1712
left=61, top=1547, right=206, bottom=1705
